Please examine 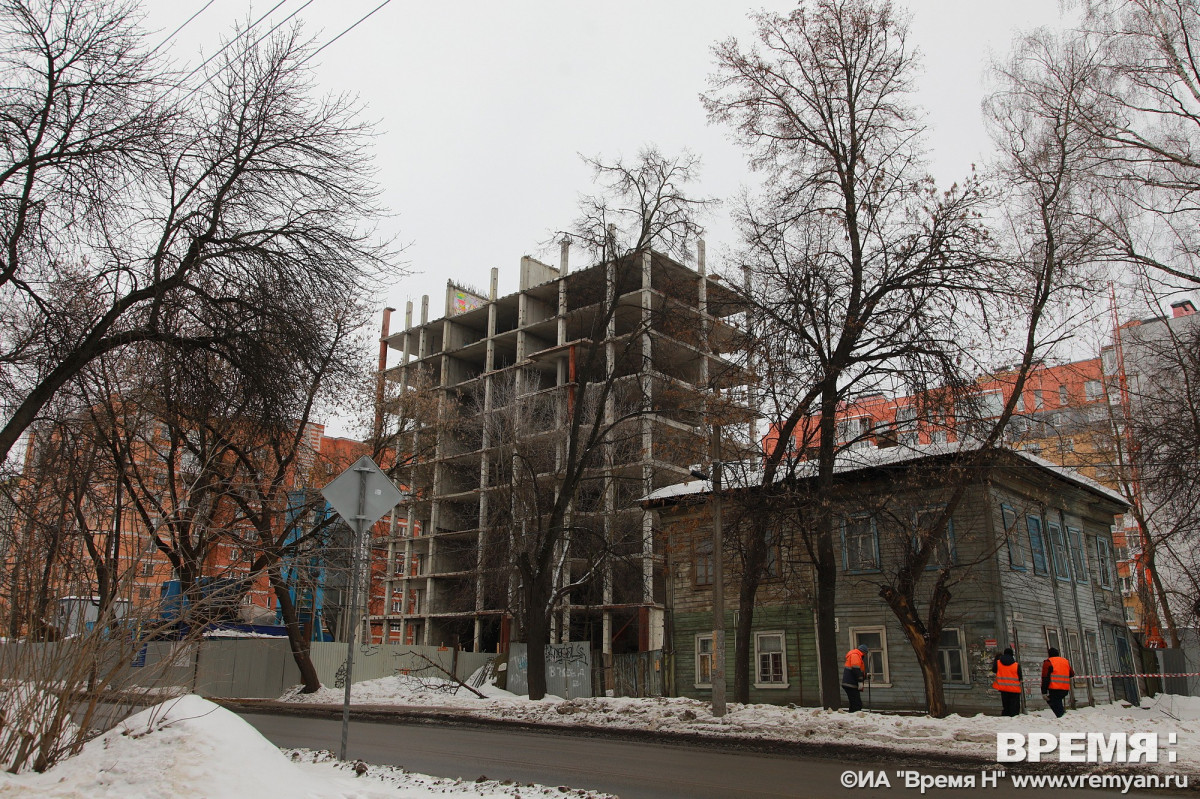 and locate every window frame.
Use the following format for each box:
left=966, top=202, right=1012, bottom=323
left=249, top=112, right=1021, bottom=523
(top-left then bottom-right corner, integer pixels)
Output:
left=1067, top=630, right=1084, bottom=687
left=1027, top=515, right=1049, bottom=575
left=753, top=631, right=789, bottom=689
left=1047, top=520, right=1071, bottom=582
left=1067, top=527, right=1088, bottom=585
left=1085, top=630, right=1104, bottom=687
left=849, top=626, right=891, bottom=686
left=842, top=515, right=881, bottom=573
left=695, top=633, right=714, bottom=688
left=1044, top=626, right=1061, bottom=654
left=693, top=539, right=714, bottom=587
left=1095, top=536, right=1114, bottom=589
left=913, top=506, right=956, bottom=568
left=938, top=627, right=969, bottom=685
left=1001, top=504, right=1025, bottom=570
